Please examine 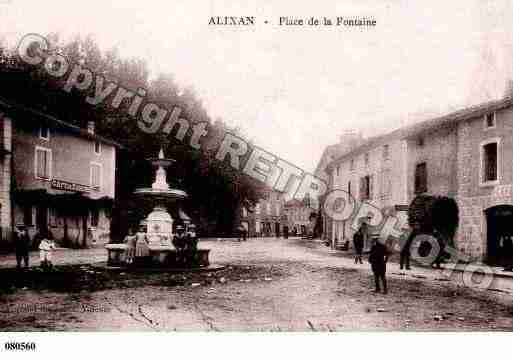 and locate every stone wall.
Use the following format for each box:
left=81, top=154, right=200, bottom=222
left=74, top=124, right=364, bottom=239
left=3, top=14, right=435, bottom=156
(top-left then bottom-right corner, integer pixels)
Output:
left=455, top=107, right=513, bottom=260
